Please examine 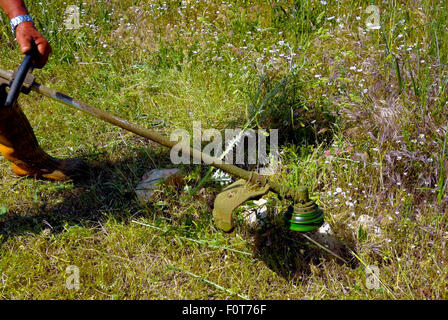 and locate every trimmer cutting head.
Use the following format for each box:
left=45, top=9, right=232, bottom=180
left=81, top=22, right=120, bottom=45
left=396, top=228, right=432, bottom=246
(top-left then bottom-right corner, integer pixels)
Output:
left=213, top=181, right=324, bottom=233
left=284, top=187, right=324, bottom=232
